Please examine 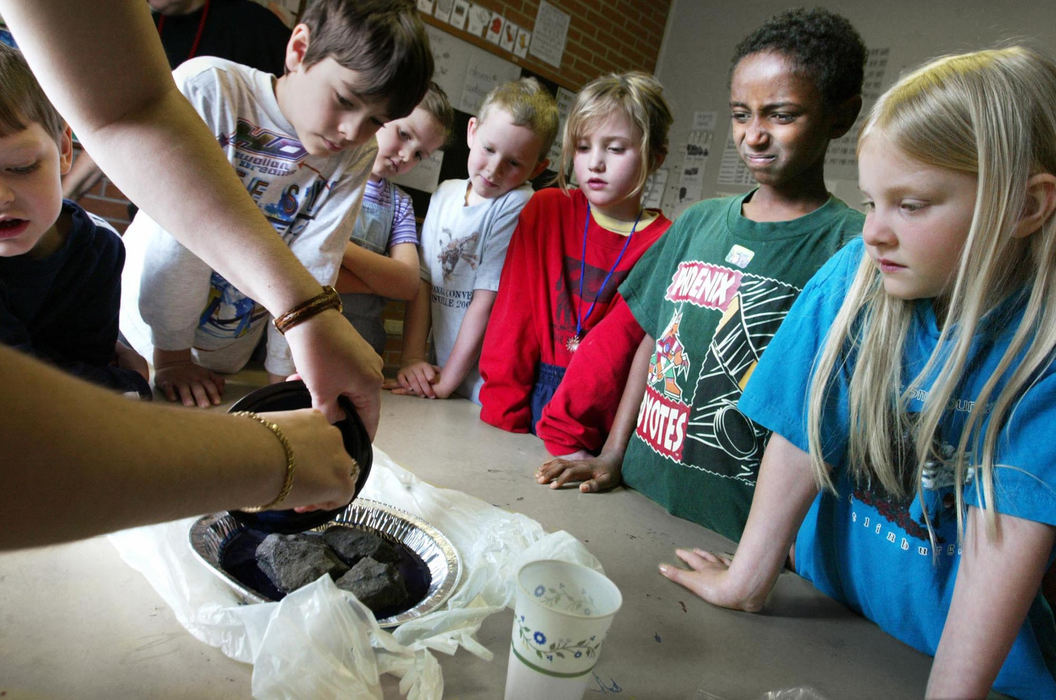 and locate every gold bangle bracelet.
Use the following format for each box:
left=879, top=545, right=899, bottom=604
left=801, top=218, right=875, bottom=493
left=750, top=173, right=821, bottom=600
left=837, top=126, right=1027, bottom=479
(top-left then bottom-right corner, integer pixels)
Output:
left=235, top=411, right=296, bottom=511
left=272, top=285, right=342, bottom=335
